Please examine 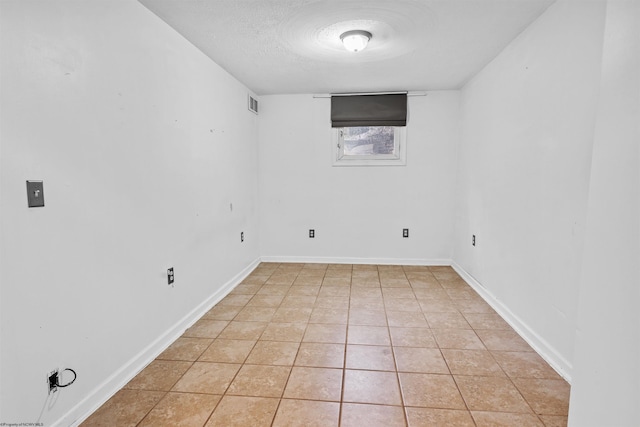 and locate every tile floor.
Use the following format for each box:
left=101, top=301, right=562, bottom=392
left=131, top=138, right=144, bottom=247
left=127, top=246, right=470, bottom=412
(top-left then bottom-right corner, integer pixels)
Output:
left=81, top=263, right=570, bottom=427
